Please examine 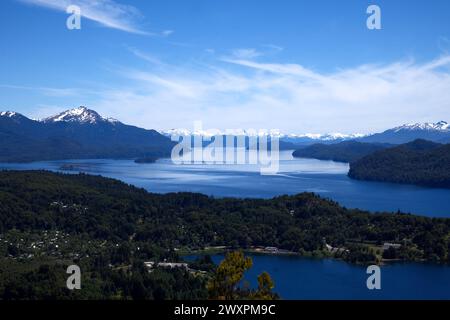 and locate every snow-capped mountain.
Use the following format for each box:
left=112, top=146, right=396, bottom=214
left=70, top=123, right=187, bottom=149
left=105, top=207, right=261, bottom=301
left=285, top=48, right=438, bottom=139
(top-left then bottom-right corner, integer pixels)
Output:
left=0, top=111, right=18, bottom=117
left=162, top=121, right=450, bottom=146
left=284, top=132, right=366, bottom=141
left=360, top=121, right=450, bottom=144
left=161, top=128, right=366, bottom=145
left=162, top=128, right=363, bottom=138
left=2, top=105, right=448, bottom=162
left=392, top=121, right=449, bottom=132
left=0, top=110, right=36, bottom=126
left=162, top=128, right=284, bottom=138
left=41, top=106, right=119, bottom=124
left=0, top=111, right=32, bottom=122
left=0, top=107, right=174, bottom=162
